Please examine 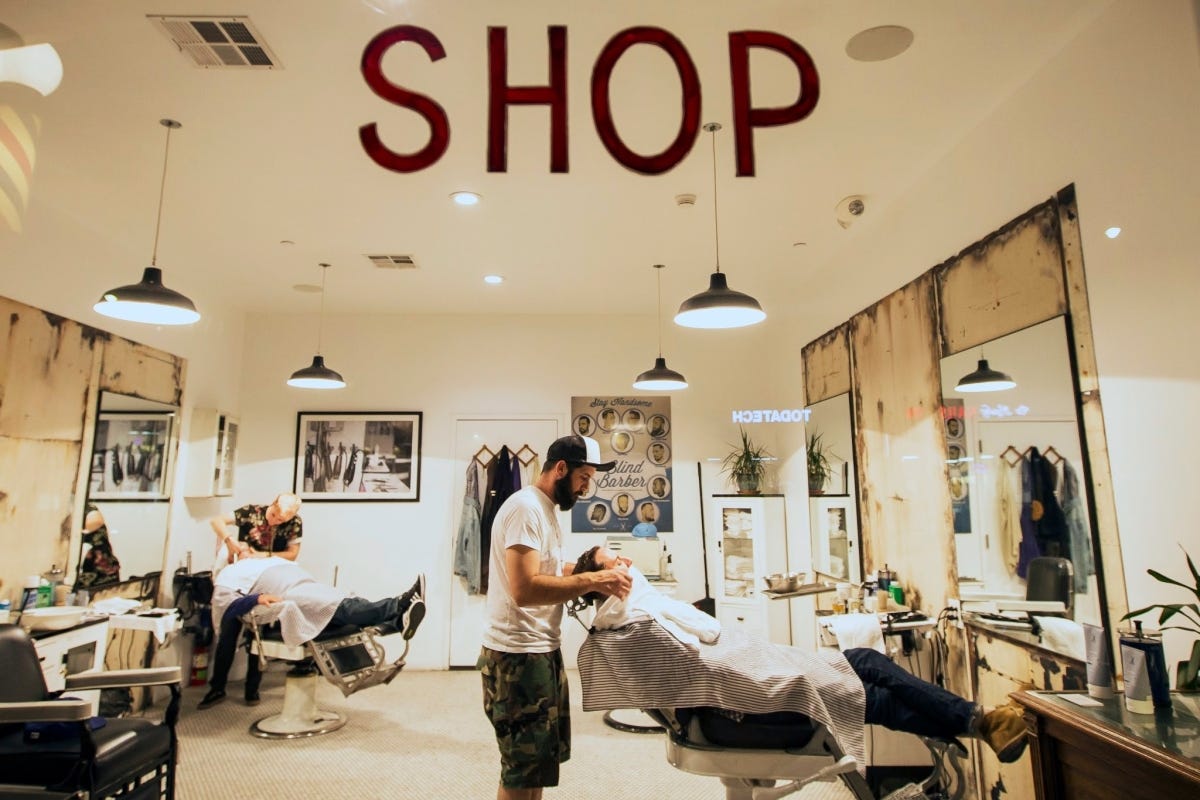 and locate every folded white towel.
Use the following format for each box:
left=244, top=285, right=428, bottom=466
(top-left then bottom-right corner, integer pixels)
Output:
left=827, top=613, right=885, bottom=653
left=1033, top=616, right=1086, bottom=660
